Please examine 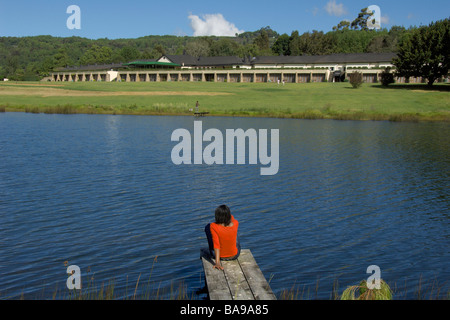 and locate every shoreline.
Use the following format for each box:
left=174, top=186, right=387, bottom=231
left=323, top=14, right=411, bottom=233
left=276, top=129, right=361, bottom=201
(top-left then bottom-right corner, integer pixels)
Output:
left=2, top=107, right=449, bottom=123
left=2, top=275, right=448, bottom=300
